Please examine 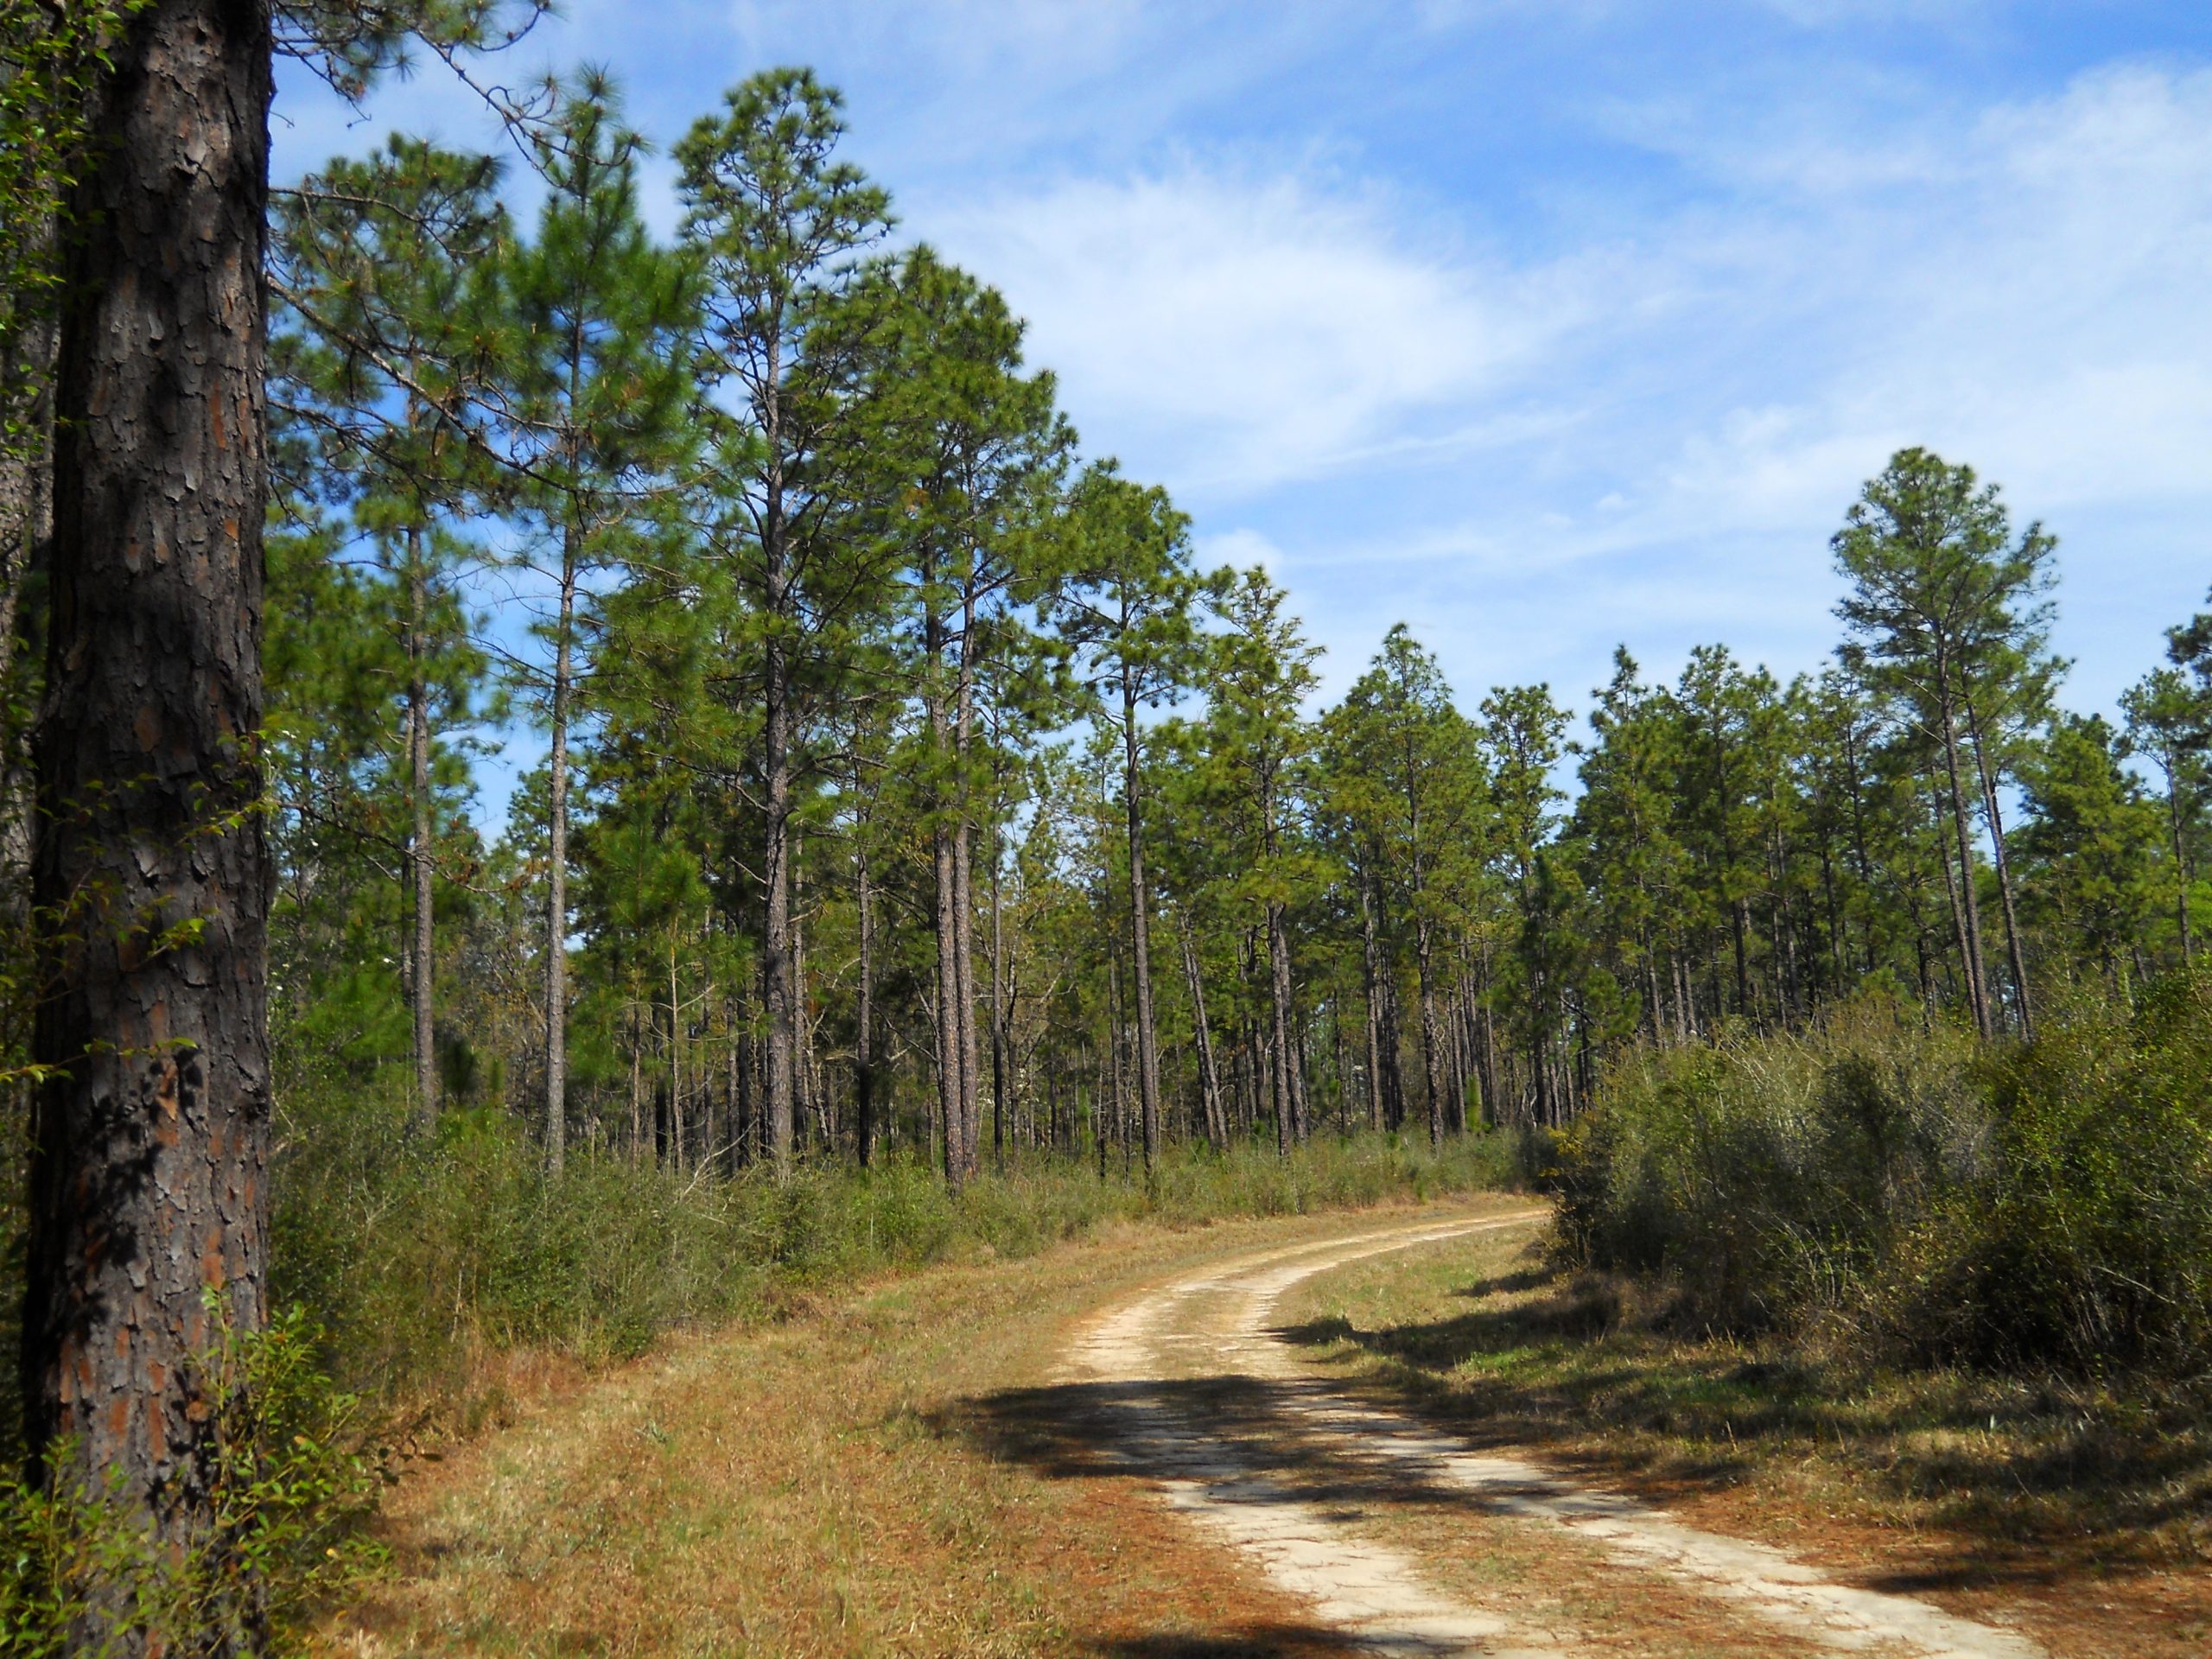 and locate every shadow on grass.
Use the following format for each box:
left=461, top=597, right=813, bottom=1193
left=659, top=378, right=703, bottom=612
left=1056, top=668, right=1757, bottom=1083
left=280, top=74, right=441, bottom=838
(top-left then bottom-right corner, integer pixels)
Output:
left=1264, top=1256, right=2212, bottom=1580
